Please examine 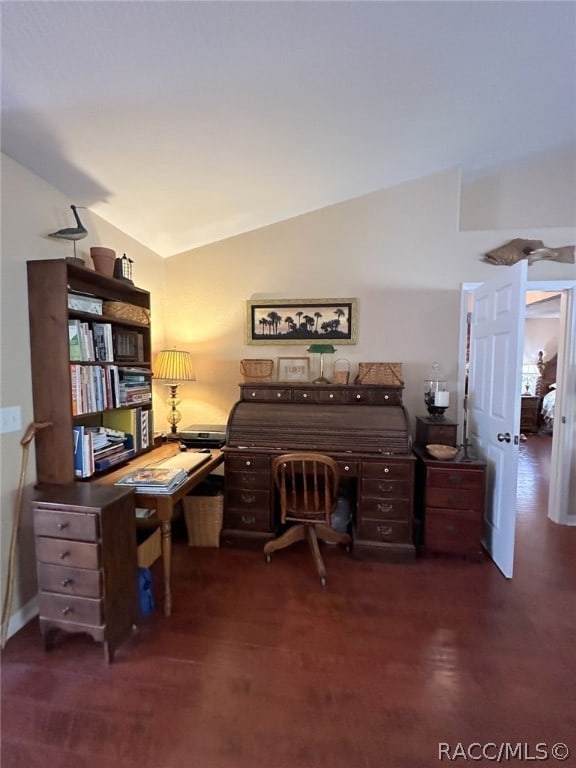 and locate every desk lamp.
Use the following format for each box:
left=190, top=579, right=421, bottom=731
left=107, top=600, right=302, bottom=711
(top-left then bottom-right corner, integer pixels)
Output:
left=307, top=344, right=336, bottom=384
left=153, top=349, right=195, bottom=434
